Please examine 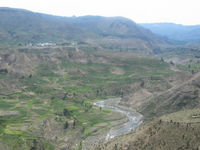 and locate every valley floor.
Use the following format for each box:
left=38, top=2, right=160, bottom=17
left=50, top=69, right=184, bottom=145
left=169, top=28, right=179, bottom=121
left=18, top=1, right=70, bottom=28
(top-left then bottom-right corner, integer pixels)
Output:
left=0, top=45, right=200, bottom=150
